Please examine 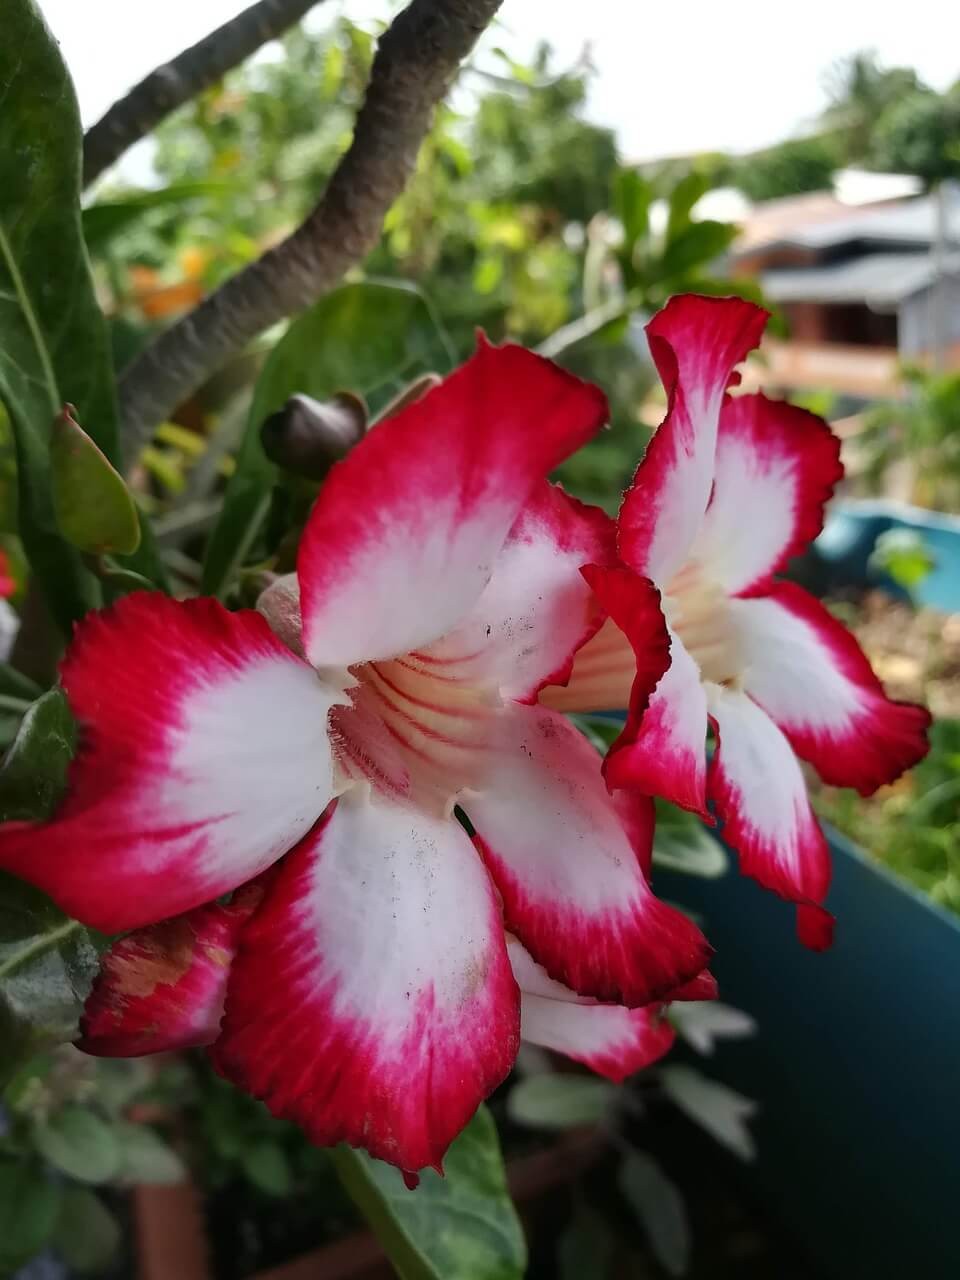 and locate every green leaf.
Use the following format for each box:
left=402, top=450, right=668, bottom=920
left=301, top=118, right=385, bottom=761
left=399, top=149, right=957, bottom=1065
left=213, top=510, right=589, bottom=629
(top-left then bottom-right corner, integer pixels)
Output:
left=659, top=220, right=737, bottom=280
left=0, top=2, right=164, bottom=631
left=660, top=1066, right=758, bottom=1161
left=0, top=688, right=75, bottom=822
left=0, top=690, right=102, bottom=1077
left=652, top=801, right=727, bottom=879
left=332, top=1106, right=526, bottom=1280
left=612, top=169, right=652, bottom=253
left=241, top=1139, right=294, bottom=1196
left=52, top=1186, right=122, bottom=1274
left=240, top=1146, right=293, bottom=1192
left=0, top=662, right=43, bottom=703
left=507, top=1074, right=616, bottom=1131
left=114, top=1120, right=186, bottom=1185
left=0, top=874, right=99, bottom=1081
left=0, top=1156, right=62, bottom=1272
left=34, top=1104, right=122, bottom=1184
left=665, top=171, right=711, bottom=242
left=51, top=406, right=140, bottom=555
left=201, top=279, right=455, bottom=597
left=82, top=181, right=238, bottom=253
left=558, top=1207, right=614, bottom=1280
left=618, top=1150, right=690, bottom=1277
